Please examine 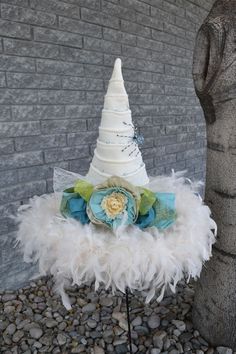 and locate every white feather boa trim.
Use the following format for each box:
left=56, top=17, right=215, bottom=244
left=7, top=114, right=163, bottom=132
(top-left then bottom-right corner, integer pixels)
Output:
left=16, top=170, right=216, bottom=310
